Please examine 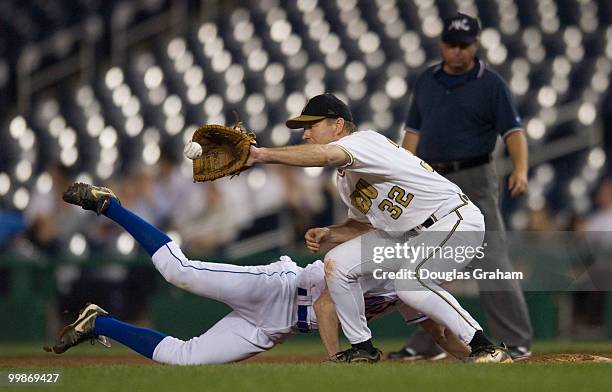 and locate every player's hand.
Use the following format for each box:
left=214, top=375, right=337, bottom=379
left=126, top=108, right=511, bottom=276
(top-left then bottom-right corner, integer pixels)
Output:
left=305, top=227, right=331, bottom=253
left=184, top=141, right=203, bottom=160
left=508, top=168, right=528, bottom=198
